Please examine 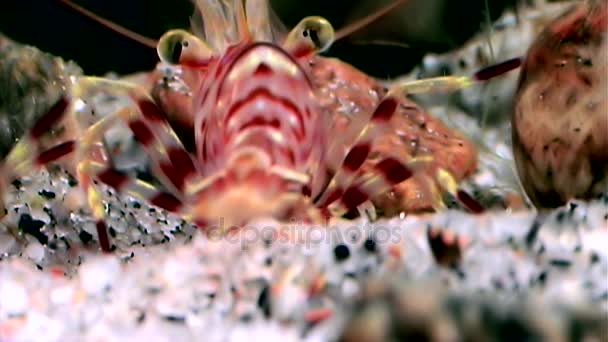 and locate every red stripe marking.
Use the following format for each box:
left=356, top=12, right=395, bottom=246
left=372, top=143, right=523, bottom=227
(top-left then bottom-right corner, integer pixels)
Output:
left=225, top=88, right=305, bottom=138
left=240, top=117, right=281, bottom=130
left=31, top=97, right=69, bottom=139
left=285, top=148, right=296, bottom=166
left=199, top=86, right=211, bottom=112
left=96, top=221, right=111, bottom=253
left=36, top=141, right=75, bottom=164
left=343, top=144, right=371, bottom=171
left=292, top=44, right=315, bottom=59
left=128, top=120, right=154, bottom=146
left=375, top=157, right=413, bottom=184
left=318, top=188, right=344, bottom=207
left=457, top=190, right=485, bottom=214
left=137, top=100, right=166, bottom=121
left=304, top=308, right=333, bottom=324
left=168, top=147, right=196, bottom=179
left=371, top=97, right=398, bottom=121
left=194, top=219, right=210, bottom=230
left=159, top=147, right=196, bottom=191
left=182, top=60, right=210, bottom=68
left=213, top=44, right=242, bottom=80
left=473, top=57, right=522, bottom=81
left=199, top=120, right=208, bottom=161
left=341, top=186, right=369, bottom=210
left=150, top=192, right=183, bottom=212
left=167, top=117, right=196, bottom=153
left=97, top=168, right=129, bottom=190
left=299, top=108, right=316, bottom=142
